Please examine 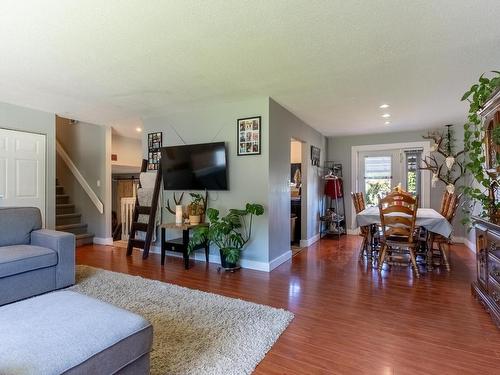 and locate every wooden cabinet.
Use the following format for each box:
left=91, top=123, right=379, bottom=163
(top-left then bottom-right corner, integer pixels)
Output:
left=483, top=90, right=500, bottom=172
left=472, top=217, right=500, bottom=327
